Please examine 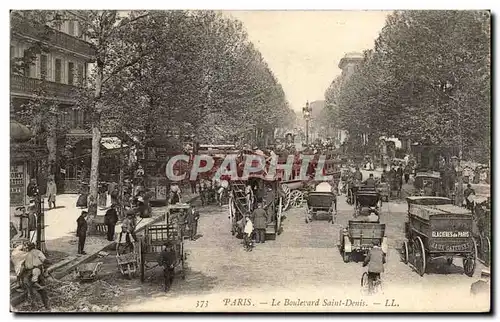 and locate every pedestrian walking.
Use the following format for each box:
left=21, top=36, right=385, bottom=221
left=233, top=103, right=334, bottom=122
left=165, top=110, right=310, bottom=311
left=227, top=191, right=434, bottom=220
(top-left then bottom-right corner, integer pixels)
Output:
left=199, top=181, right=207, bottom=206
left=158, top=241, right=176, bottom=292
left=189, top=177, right=197, bottom=194
left=404, top=165, right=411, bottom=184
left=46, top=178, right=57, bottom=210
left=252, top=203, right=268, bottom=243
left=76, top=211, right=88, bottom=255
left=396, top=165, right=404, bottom=196
left=104, top=204, right=119, bottom=241
left=187, top=206, right=200, bottom=240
